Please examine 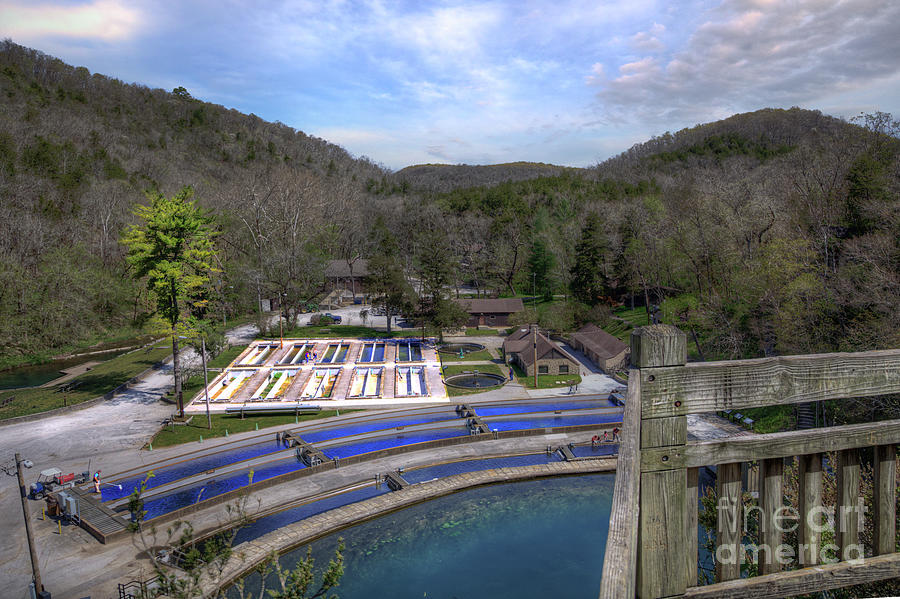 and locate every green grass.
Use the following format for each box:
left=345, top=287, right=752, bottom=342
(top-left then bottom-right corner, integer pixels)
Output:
left=207, top=344, right=247, bottom=369
left=148, top=410, right=347, bottom=448
left=739, top=405, right=795, bottom=433
left=509, top=362, right=582, bottom=389
left=0, top=345, right=171, bottom=420
left=438, top=349, right=495, bottom=363
left=613, top=306, right=650, bottom=327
